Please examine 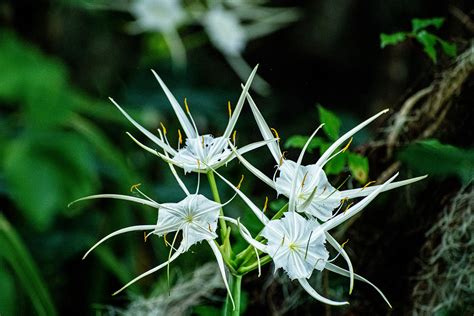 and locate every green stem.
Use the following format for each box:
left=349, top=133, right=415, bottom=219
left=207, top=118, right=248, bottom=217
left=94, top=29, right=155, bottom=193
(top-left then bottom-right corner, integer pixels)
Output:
left=207, top=171, right=227, bottom=242
left=228, top=274, right=242, bottom=316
